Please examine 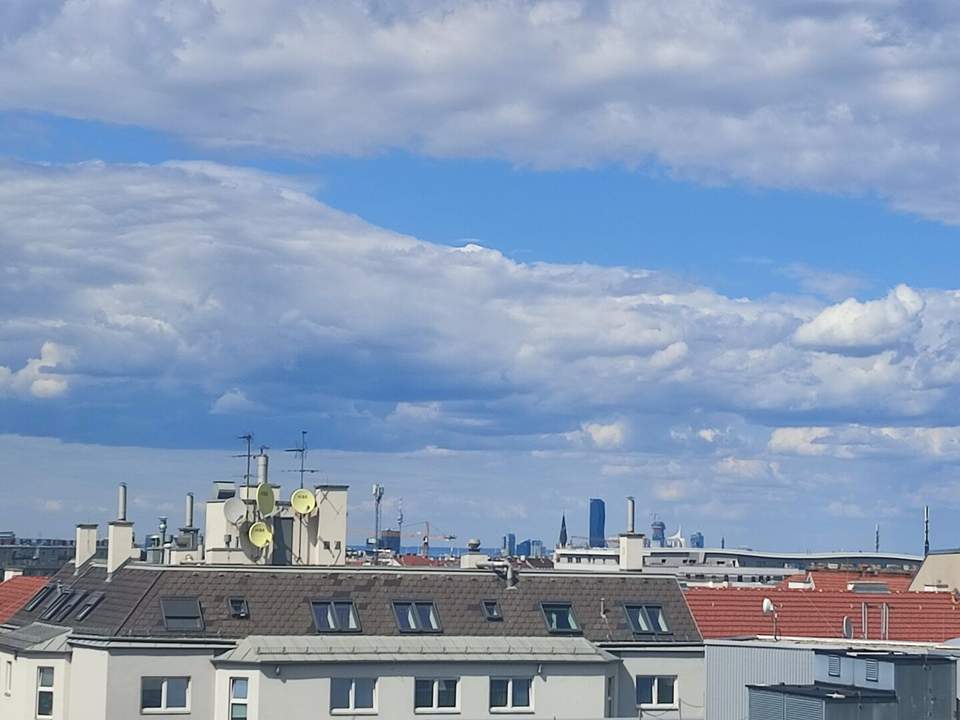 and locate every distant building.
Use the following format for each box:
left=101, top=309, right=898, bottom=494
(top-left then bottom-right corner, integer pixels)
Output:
left=515, top=539, right=543, bottom=558
left=558, top=514, right=568, bottom=548
left=588, top=498, right=605, bottom=548
left=381, top=529, right=401, bottom=554
left=690, top=532, right=704, bottom=548
left=651, top=519, right=666, bottom=547
left=516, top=539, right=530, bottom=556
left=502, top=533, right=516, bottom=556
